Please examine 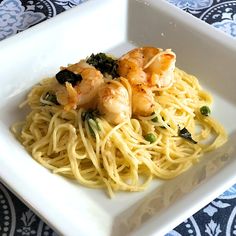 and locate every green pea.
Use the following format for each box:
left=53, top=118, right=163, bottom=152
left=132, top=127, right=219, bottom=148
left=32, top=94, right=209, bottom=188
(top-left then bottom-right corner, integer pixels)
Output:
left=144, top=133, right=157, bottom=143
left=200, top=106, right=211, bottom=116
